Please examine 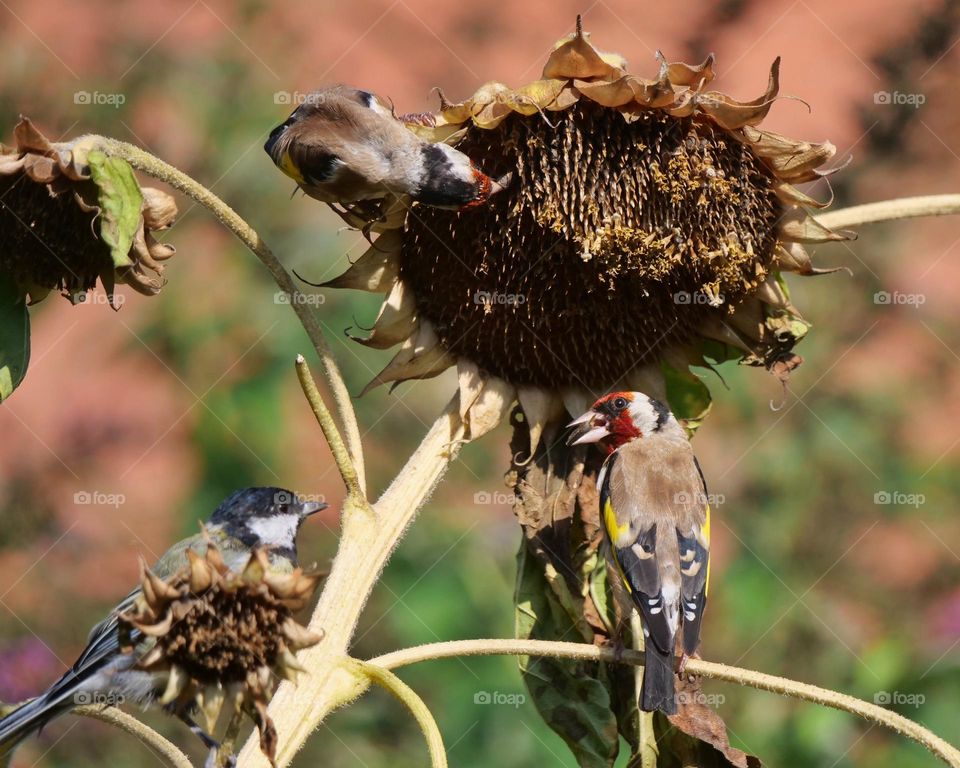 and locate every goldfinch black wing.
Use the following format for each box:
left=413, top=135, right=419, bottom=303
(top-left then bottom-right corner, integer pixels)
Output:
left=599, top=452, right=676, bottom=656
left=677, top=456, right=710, bottom=656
